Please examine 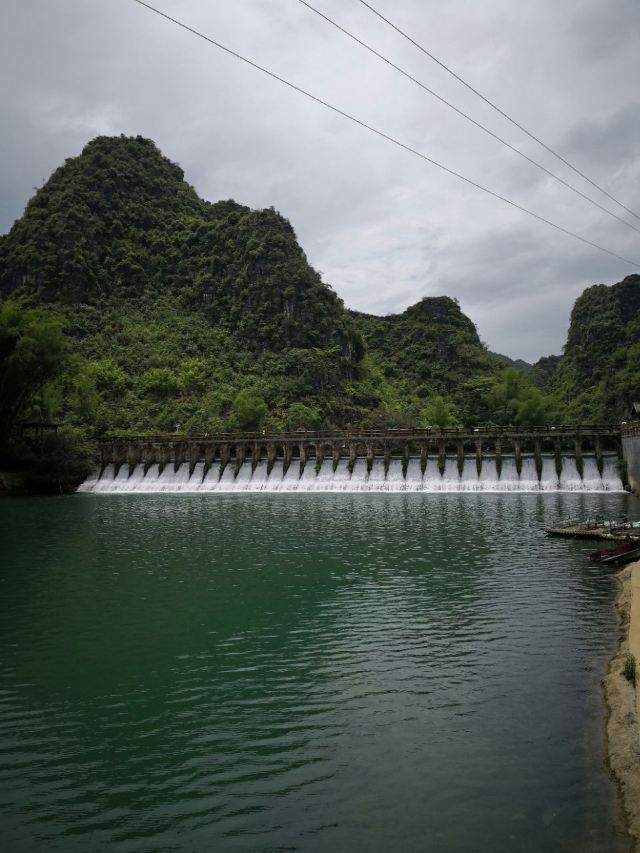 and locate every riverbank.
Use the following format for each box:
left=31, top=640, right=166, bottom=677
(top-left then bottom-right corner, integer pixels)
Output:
left=0, top=468, right=82, bottom=496
left=0, top=432, right=95, bottom=496
left=605, top=561, right=640, bottom=850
